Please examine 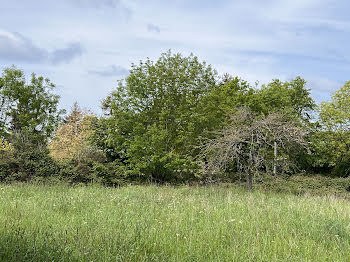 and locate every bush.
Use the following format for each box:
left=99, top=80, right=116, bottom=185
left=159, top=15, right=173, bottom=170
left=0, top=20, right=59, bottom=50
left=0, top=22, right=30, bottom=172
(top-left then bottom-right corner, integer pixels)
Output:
left=60, top=160, right=128, bottom=186
left=127, top=152, right=199, bottom=184
left=0, top=150, right=16, bottom=181
left=0, top=148, right=59, bottom=182
left=92, top=162, right=128, bottom=186
left=253, top=174, right=350, bottom=198
left=58, top=146, right=128, bottom=186
left=331, top=158, right=350, bottom=178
